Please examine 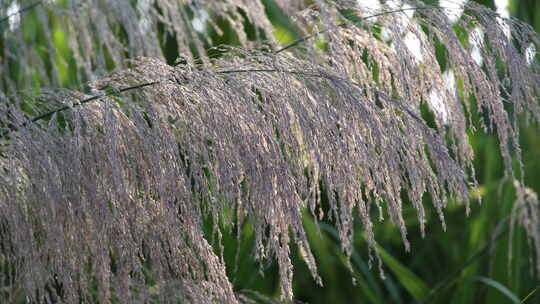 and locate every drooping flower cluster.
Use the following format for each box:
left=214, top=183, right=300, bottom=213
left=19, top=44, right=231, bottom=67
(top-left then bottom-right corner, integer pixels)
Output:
left=0, top=0, right=539, bottom=303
